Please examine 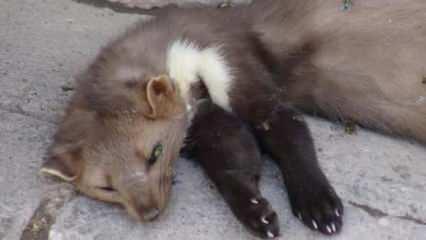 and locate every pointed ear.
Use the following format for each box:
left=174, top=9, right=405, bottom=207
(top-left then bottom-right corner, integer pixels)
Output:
left=145, top=75, right=178, bottom=119
left=40, top=147, right=83, bottom=182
